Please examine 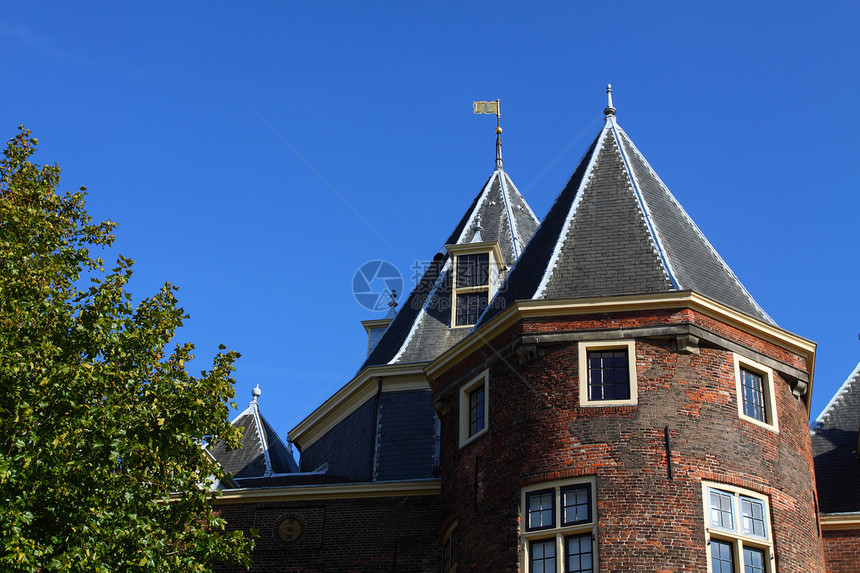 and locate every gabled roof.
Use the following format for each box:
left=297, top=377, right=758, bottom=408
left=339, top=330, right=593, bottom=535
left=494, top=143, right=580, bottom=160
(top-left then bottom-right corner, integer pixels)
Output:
left=209, top=387, right=298, bottom=479
left=361, top=162, right=539, bottom=368
left=812, top=361, right=860, bottom=514
left=479, top=100, right=773, bottom=327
